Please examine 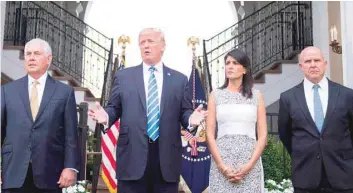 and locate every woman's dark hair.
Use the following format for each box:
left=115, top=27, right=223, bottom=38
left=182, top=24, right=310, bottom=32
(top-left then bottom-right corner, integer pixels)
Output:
left=219, top=48, right=254, bottom=99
